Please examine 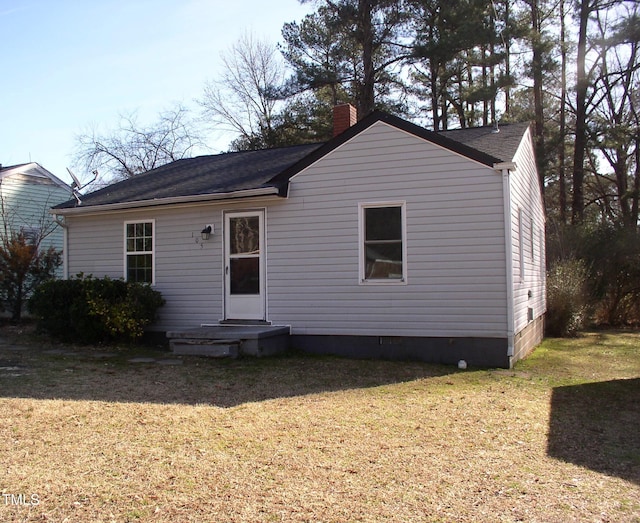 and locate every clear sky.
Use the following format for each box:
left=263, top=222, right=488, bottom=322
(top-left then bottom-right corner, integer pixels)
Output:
left=0, top=0, right=312, bottom=184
